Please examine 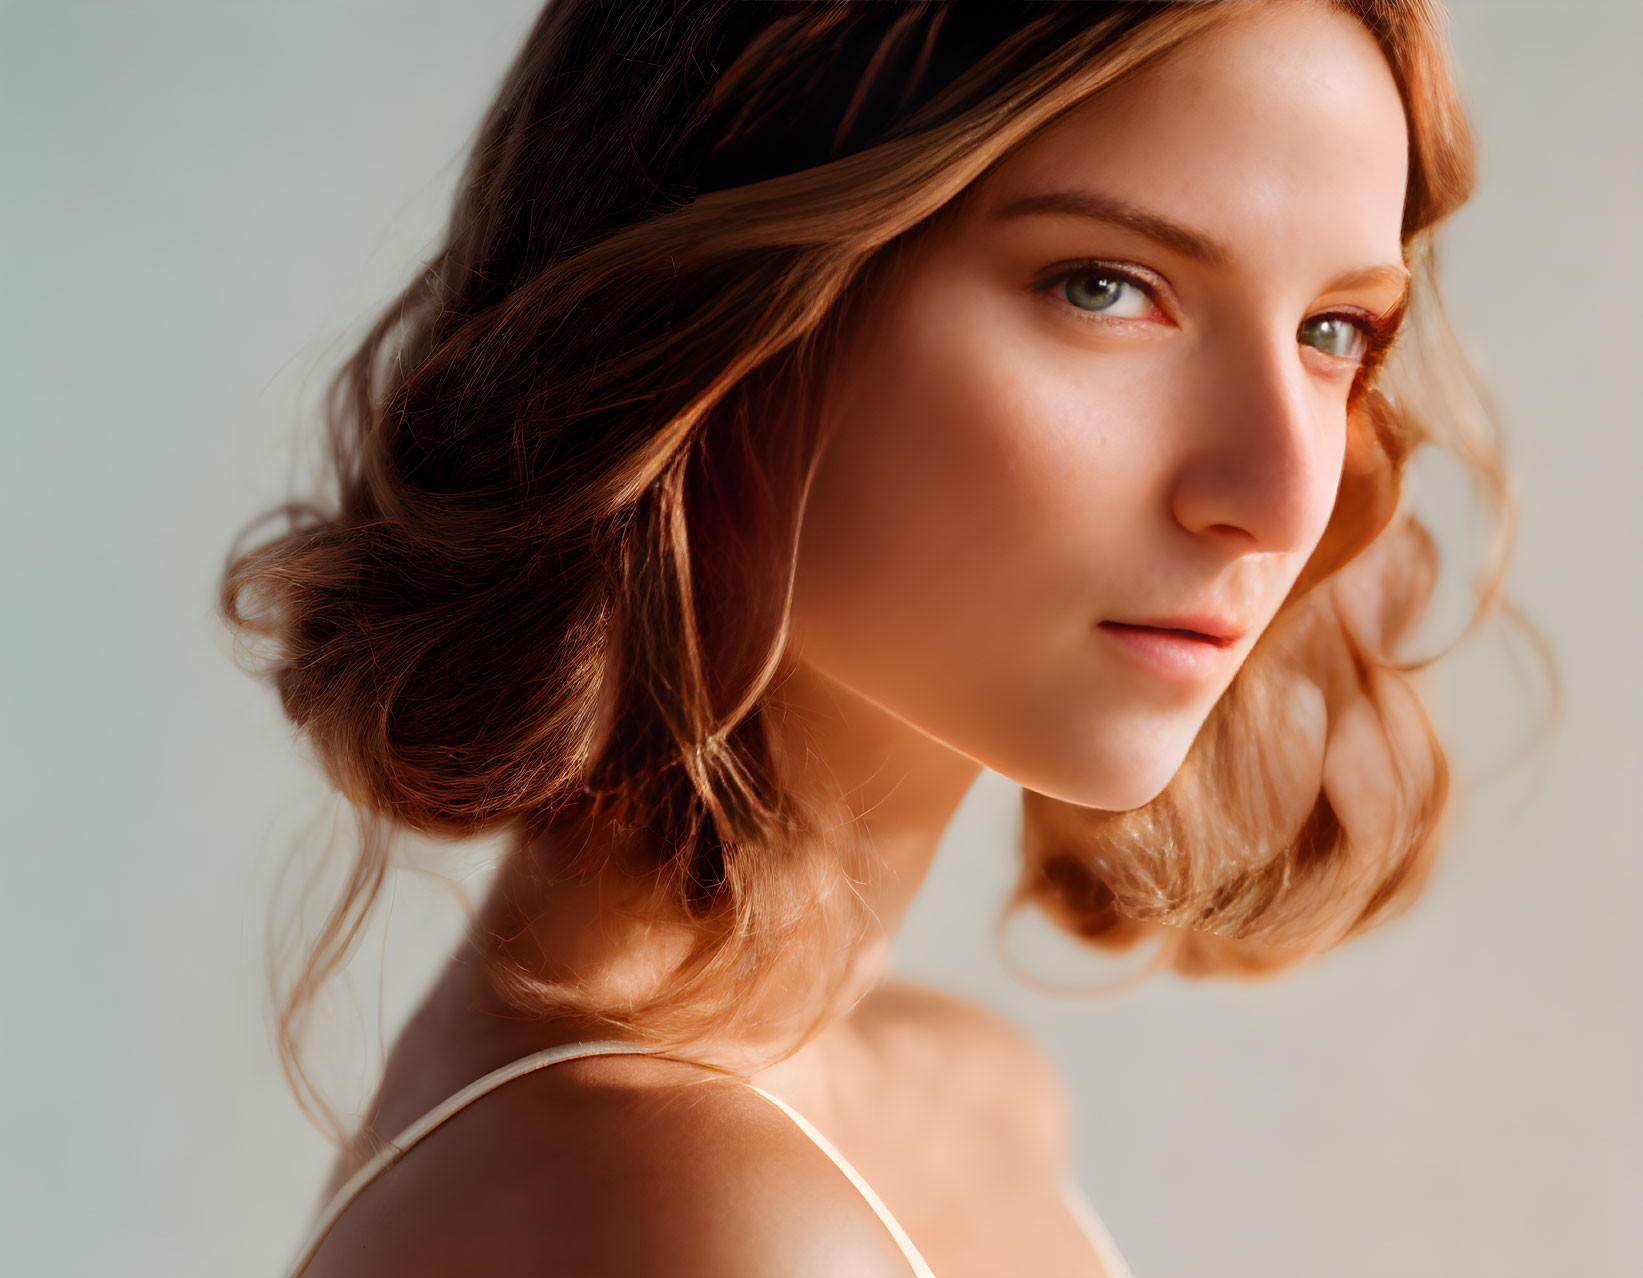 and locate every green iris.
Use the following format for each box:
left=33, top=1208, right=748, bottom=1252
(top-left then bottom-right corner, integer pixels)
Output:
left=1065, top=273, right=1127, bottom=311
left=1298, top=315, right=1366, bottom=360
